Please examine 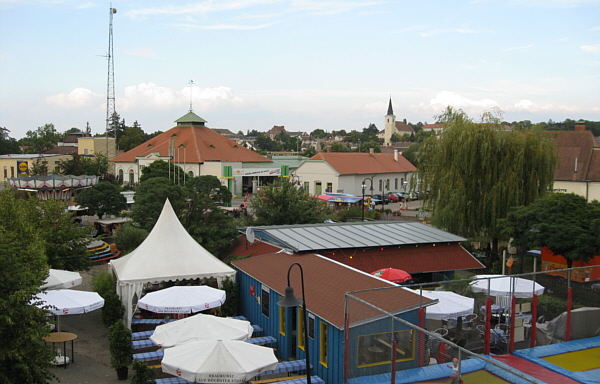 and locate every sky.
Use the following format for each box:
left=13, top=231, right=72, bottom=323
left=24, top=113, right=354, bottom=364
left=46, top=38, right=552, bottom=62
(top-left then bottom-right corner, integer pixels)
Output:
left=1, top=0, right=599, bottom=140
